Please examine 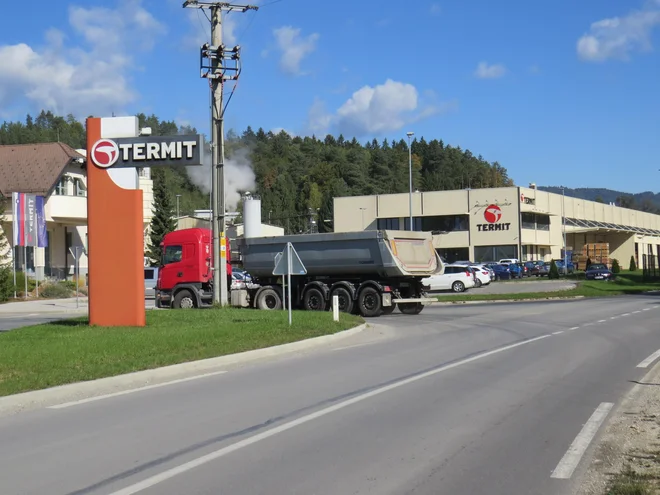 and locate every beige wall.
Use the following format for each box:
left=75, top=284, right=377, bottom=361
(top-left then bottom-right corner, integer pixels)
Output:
left=335, top=187, right=660, bottom=264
